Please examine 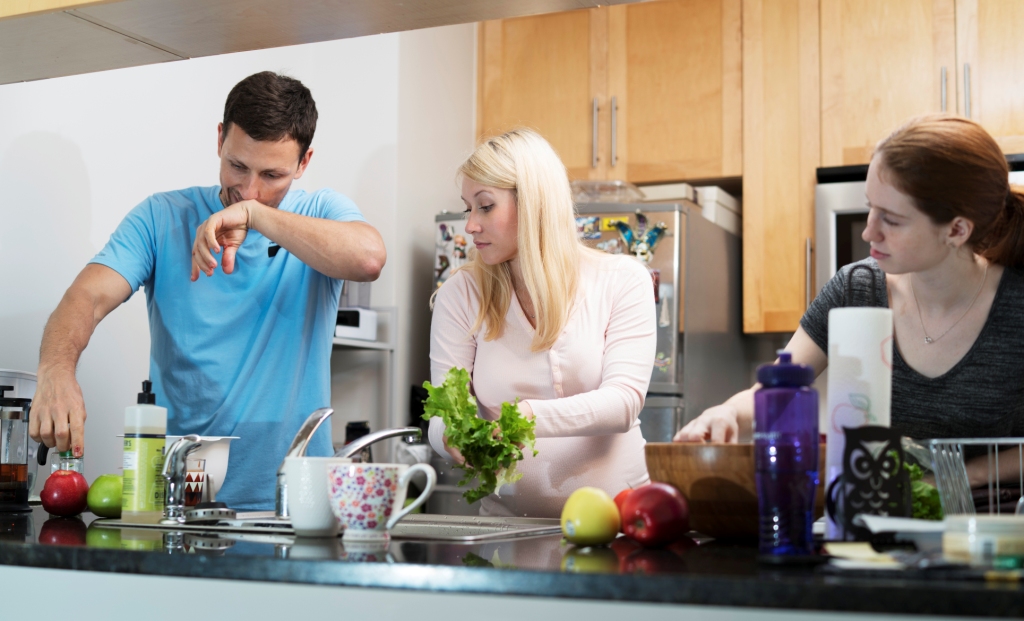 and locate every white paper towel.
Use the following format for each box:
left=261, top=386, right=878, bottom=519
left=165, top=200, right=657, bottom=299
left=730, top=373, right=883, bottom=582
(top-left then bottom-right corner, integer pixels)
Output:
left=825, top=307, right=893, bottom=539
